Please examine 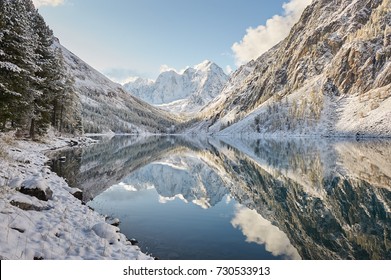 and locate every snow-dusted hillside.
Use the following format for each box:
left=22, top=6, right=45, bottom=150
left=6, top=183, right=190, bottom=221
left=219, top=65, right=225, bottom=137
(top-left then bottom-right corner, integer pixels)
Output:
left=124, top=61, right=228, bottom=114
left=58, top=43, right=177, bottom=134
left=196, top=0, right=390, bottom=137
